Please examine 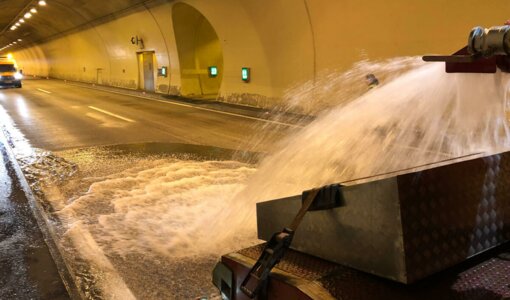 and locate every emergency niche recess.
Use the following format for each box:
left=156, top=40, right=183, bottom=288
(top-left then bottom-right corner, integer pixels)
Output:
left=242, top=67, right=250, bottom=82
left=208, top=66, right=218, bottom=78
